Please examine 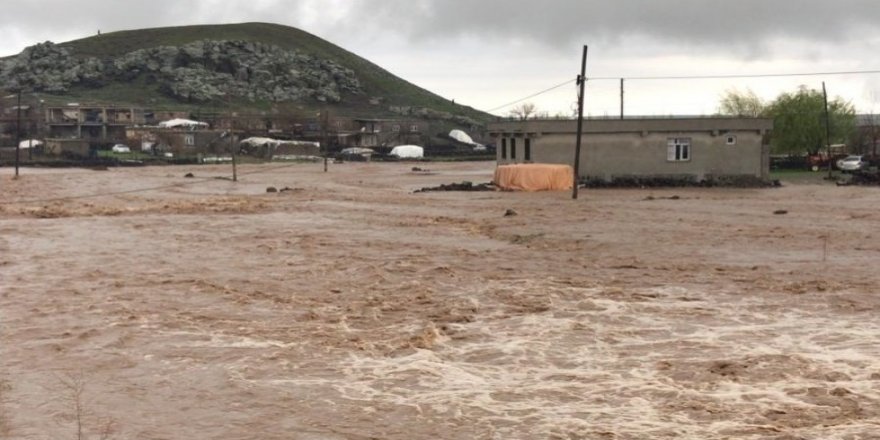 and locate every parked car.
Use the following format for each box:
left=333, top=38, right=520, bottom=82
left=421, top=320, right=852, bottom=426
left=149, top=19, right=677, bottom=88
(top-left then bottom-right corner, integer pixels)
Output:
left=836, top=155, right=869, bottom=172
left=111, top=144, right=131, bottom=153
